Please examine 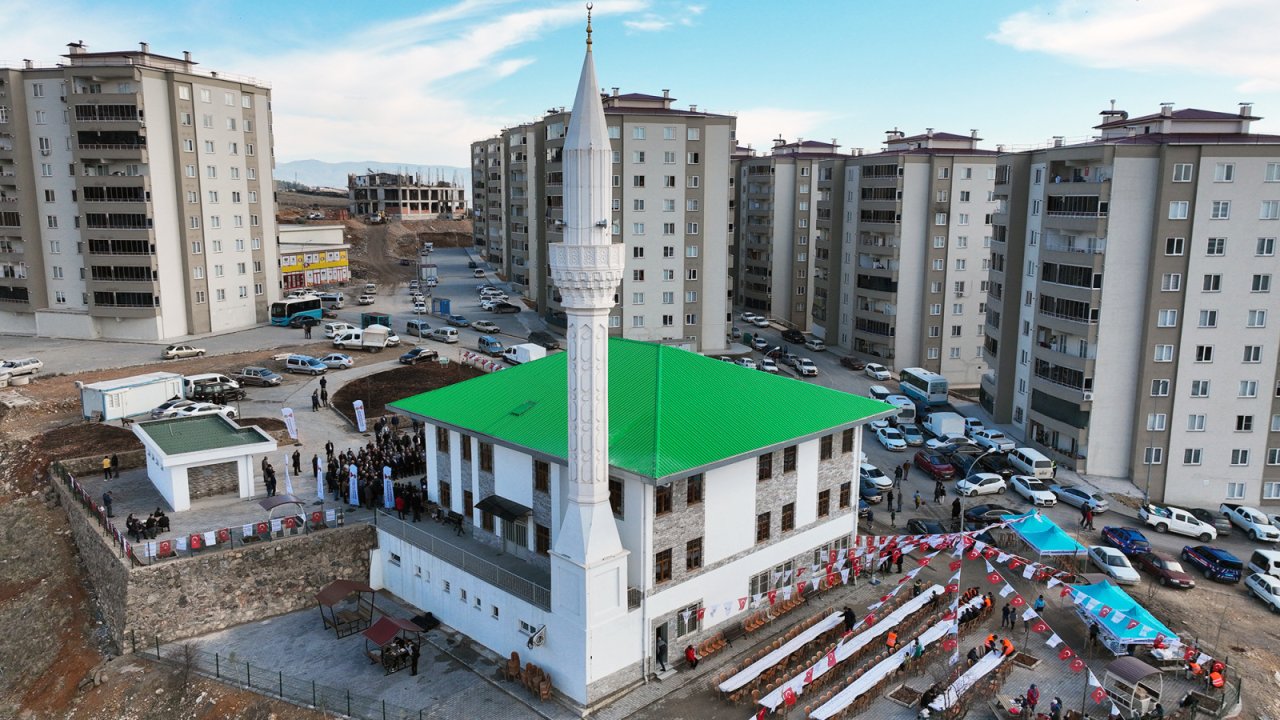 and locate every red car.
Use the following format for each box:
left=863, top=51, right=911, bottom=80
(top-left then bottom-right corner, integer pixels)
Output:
left=1133, top=551, right=1195, bottom=589
left=913, top=451, right=956, bottom=481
